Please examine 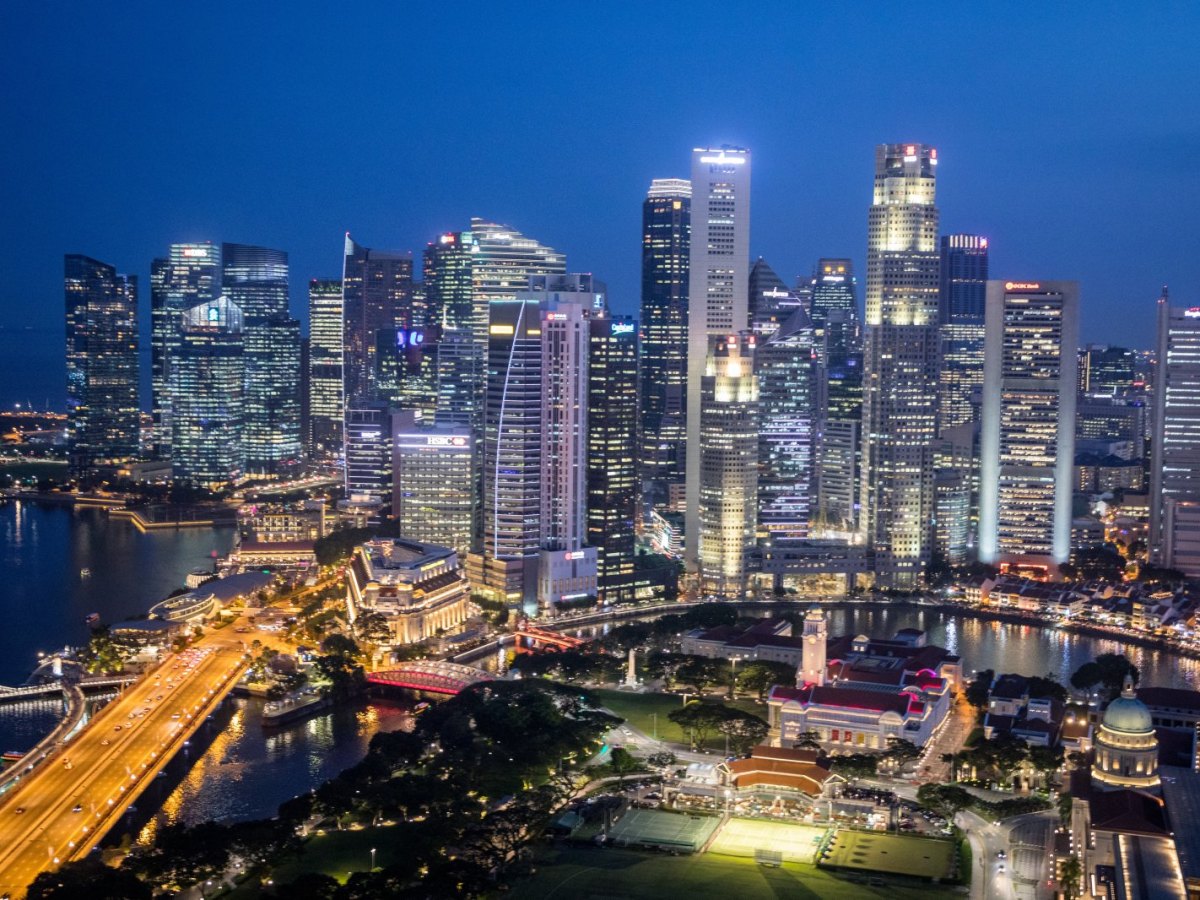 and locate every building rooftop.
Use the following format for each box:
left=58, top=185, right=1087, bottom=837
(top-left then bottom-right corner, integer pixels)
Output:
left=1089, top=789, right=1170, bottom=836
